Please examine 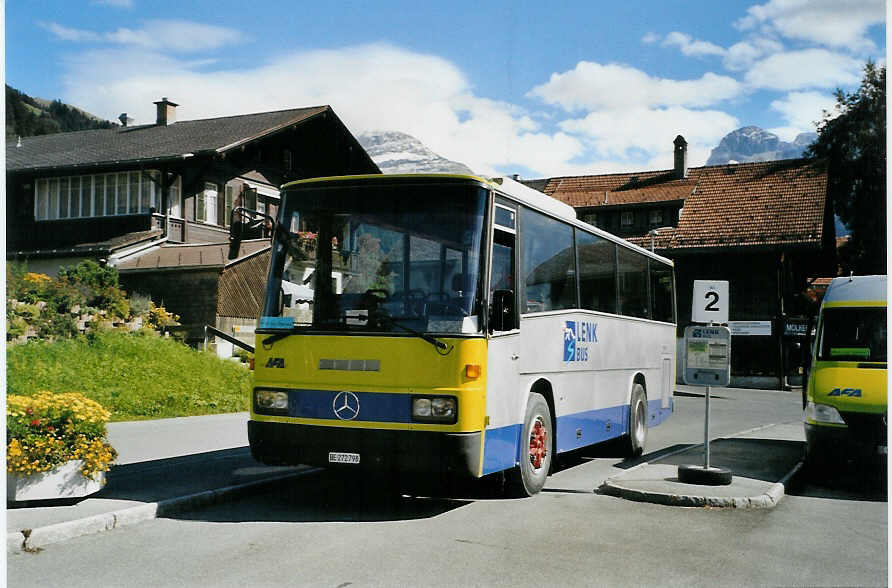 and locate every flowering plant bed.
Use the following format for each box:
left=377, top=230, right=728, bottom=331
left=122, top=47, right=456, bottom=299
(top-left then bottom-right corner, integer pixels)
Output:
left=7, top=392, right=117, bottom=502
